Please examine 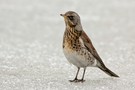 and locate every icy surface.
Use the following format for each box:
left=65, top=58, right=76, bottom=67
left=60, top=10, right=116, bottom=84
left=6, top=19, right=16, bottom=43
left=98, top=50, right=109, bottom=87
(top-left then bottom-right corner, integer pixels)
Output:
left=0, top=0, right=135, bottom=90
